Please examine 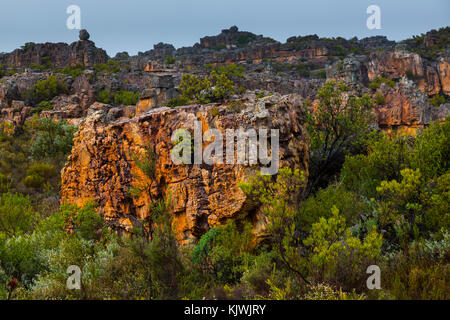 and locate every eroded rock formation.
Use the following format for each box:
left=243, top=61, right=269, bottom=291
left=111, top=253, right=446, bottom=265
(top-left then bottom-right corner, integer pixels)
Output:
left=60, top=94, right=310, bottom=243
left=0, top=40, right=108, bottom=69
left=373, top=78, right=449, bottom=131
